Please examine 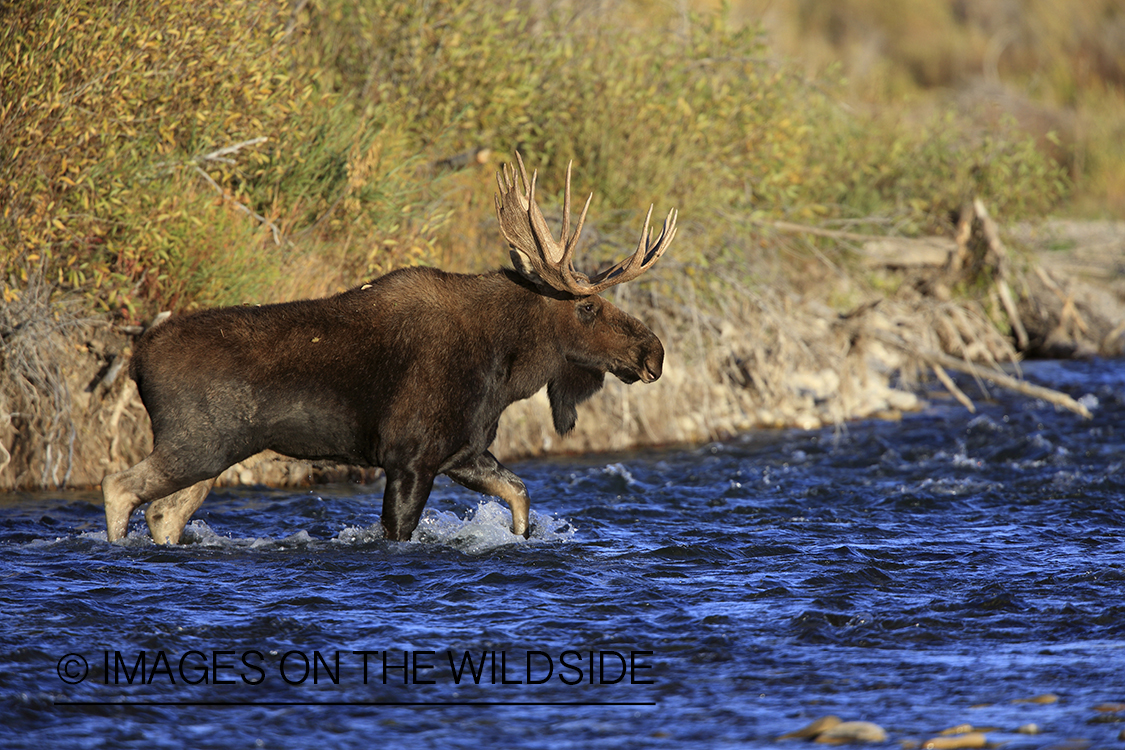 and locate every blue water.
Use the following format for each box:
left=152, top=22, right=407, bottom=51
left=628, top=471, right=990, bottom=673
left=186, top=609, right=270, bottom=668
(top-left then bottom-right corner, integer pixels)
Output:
left=2, top=359, right=1124, bottom=748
